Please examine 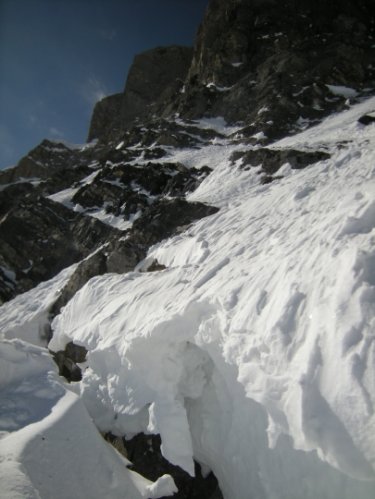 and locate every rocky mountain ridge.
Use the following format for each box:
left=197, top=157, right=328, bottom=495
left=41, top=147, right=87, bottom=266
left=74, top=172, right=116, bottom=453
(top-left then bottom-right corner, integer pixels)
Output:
left=1, top=1, right=375, bottom=498
left=88, top=0, right=375, bottom=143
